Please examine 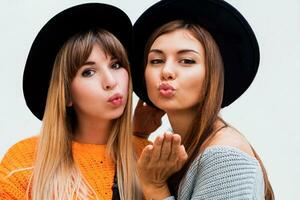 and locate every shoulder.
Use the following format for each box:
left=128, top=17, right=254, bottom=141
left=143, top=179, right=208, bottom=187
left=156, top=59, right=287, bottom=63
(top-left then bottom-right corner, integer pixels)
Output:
left=1, top=137, right=38, bottom=175
left=2, top=137, right=38, bottom=160
left=181, top=145, right=265, bottom=199
left=199, top=145, right=259, bottom=168
left=192, top=141, right=261, bottom=179
left=206, top=126, right=255, bottom=157
left=0, top=137, right=37, bottom=199
left=133, top=136, right=152, bottom=157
